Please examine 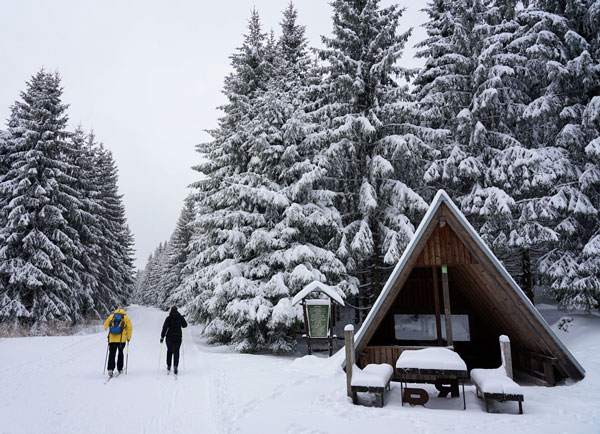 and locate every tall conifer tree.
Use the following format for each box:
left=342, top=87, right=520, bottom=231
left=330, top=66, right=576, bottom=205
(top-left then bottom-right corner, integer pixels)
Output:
left=161, top=197, right=196, bottom=309
left=185, top=10, right=287, bottom=351
left=0, top=71, right=85, bottom=330
left=307, top=0, right=428, bottom=316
